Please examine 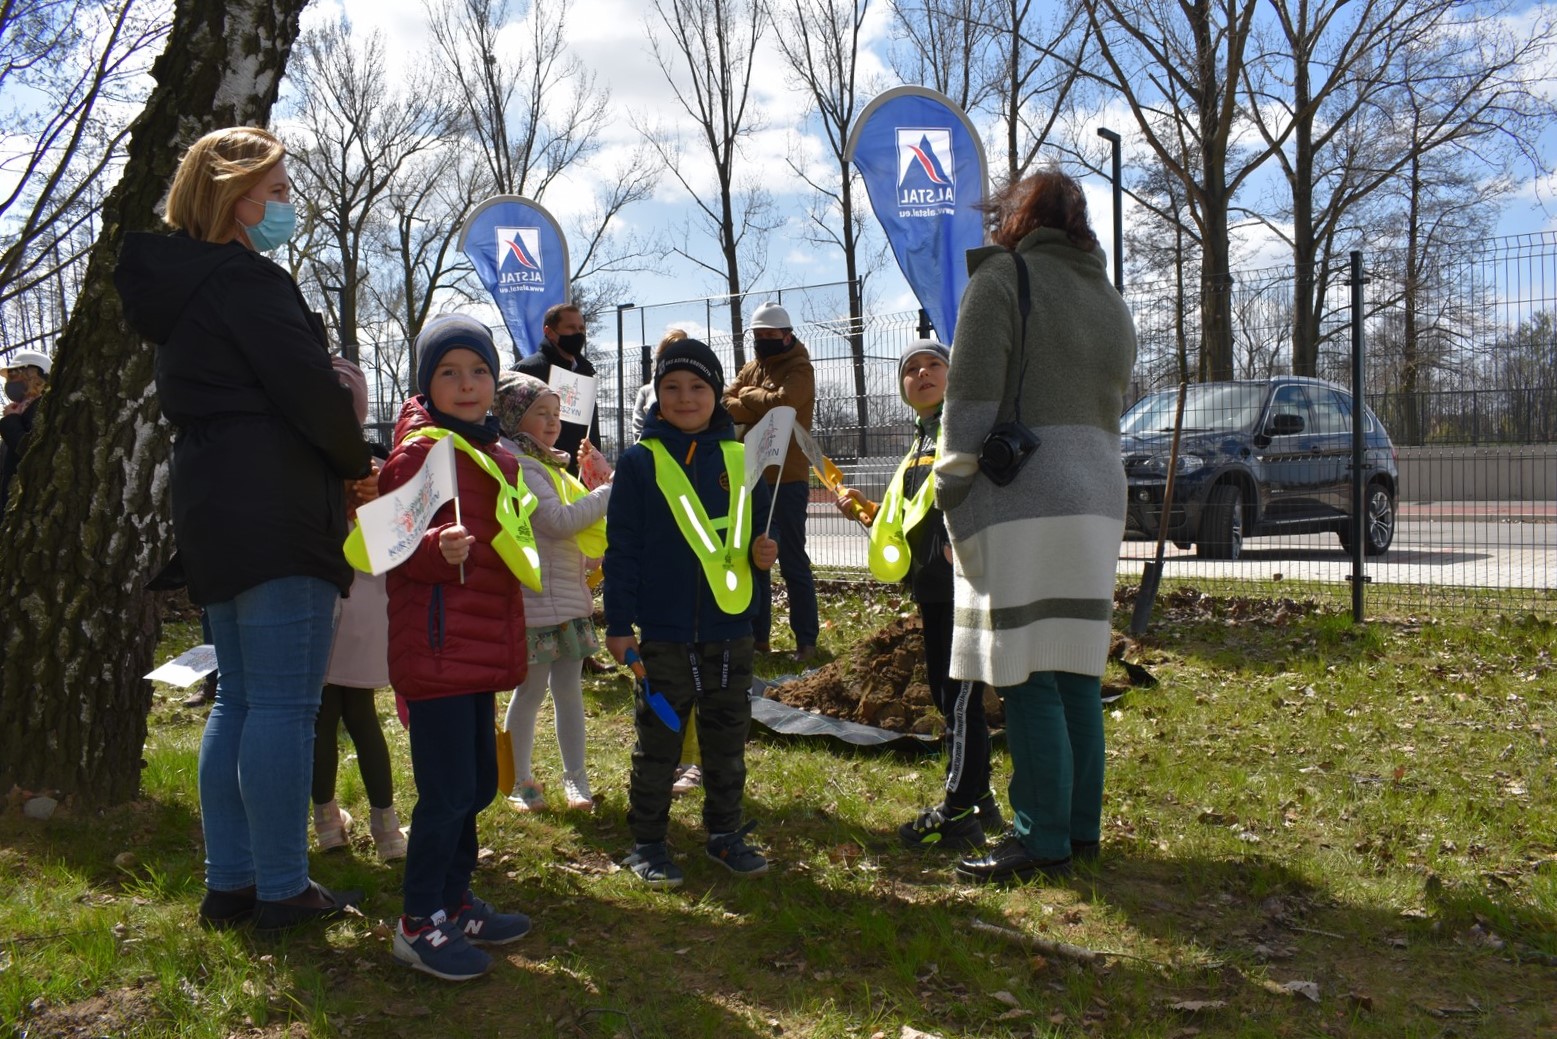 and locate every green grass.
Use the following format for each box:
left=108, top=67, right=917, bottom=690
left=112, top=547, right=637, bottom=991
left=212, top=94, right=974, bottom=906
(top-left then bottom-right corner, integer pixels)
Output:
left=4, top=579, right=1555, bottom=1037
